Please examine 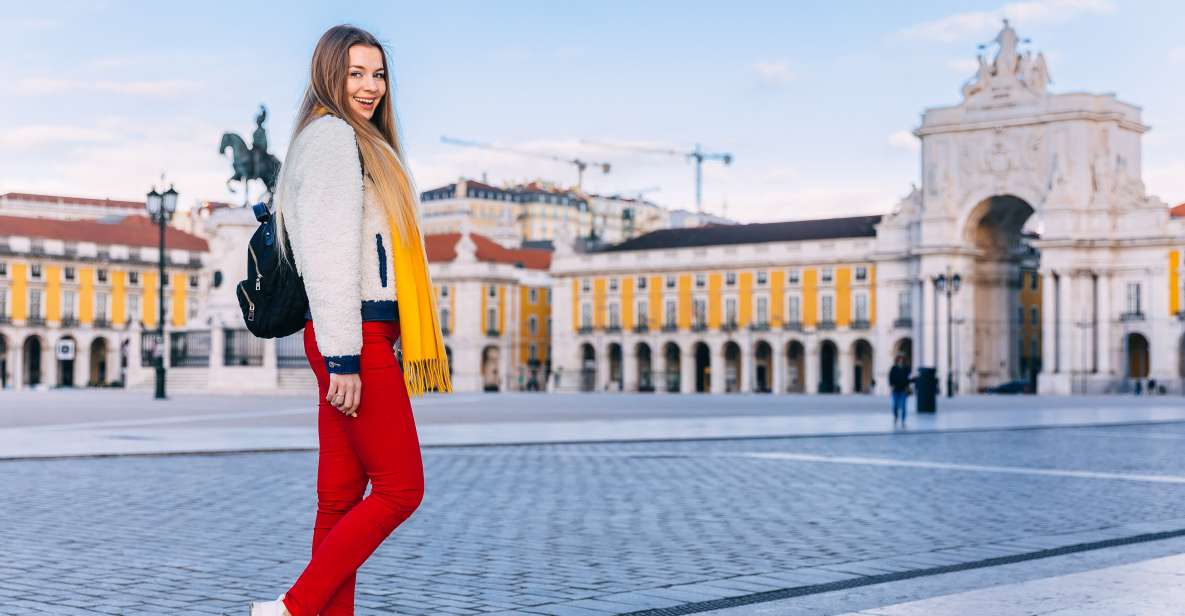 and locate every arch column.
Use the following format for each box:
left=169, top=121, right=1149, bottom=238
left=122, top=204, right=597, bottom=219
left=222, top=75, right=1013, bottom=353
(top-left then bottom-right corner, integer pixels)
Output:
left=623, top=342, right=638, bottom=392
left=11, top=337, right=23, bottom=391
left=805, top=339, right=819, bottom=393
left=772, top=339, right=786, bottom=394
left=1096, top=271, right=1112, bottom=375
left=680, top=345, right=696, bottom=394
left=838, top=343, right=853, bottom=394
left=710, top=341, right=726, bottom=393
